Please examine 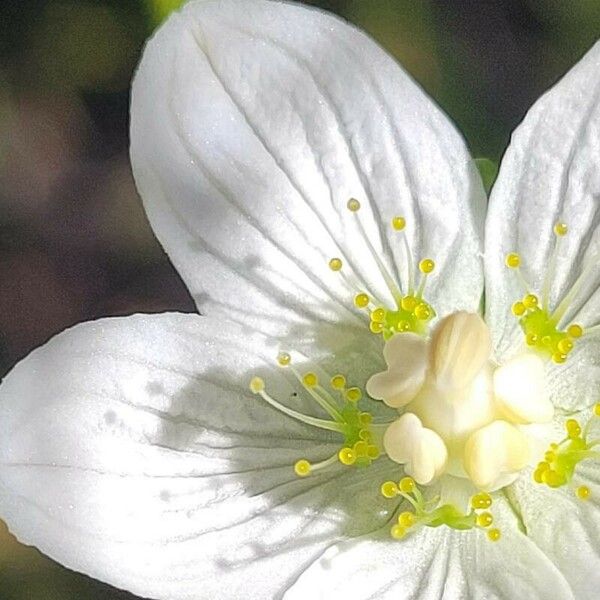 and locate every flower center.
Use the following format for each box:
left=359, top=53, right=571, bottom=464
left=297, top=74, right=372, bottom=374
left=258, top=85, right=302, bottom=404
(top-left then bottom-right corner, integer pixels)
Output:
left=368, top=311, right=554, bottom=491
